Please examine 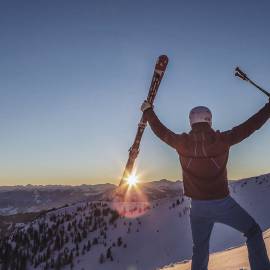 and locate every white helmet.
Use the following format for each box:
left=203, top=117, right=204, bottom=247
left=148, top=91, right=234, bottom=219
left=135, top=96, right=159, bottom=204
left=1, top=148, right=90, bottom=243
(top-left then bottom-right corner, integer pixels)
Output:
left=189, top=106, right=212, bottom=127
